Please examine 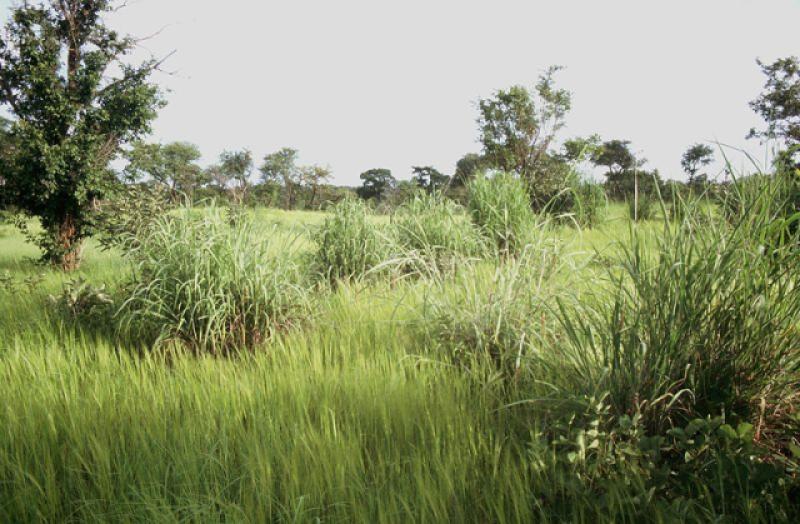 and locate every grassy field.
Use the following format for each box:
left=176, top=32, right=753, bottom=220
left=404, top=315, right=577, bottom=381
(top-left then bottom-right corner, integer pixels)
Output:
left=0, top=200, right=798, bottom=523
